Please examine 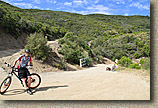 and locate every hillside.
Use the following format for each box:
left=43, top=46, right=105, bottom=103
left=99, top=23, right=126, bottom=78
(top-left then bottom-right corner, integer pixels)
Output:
left=0, top=0, right=150, bottom=66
